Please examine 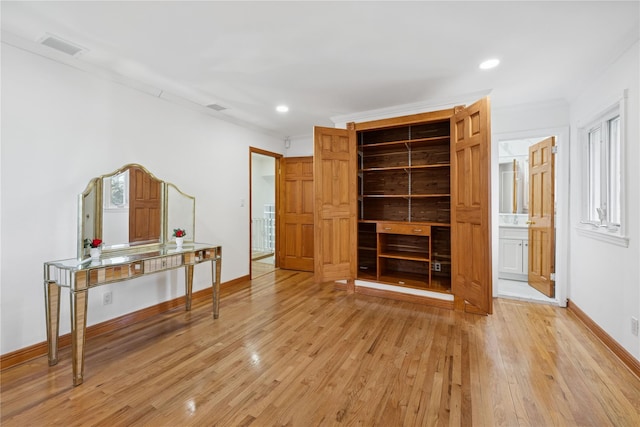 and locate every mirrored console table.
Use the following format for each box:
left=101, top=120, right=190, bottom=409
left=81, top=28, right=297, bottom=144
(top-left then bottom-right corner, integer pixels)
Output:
left=44, top=243, right=221, bottom=386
